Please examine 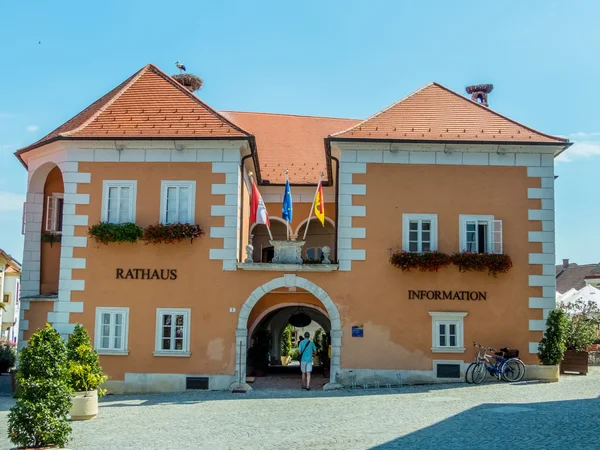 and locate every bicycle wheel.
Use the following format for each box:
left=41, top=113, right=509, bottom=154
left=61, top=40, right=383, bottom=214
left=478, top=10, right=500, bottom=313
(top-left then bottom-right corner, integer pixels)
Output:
left=471, top=362, right=487, bottom=384
left=502, top=358, right=525, bottom=382
left=465, top=363, right=477, bottom=384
